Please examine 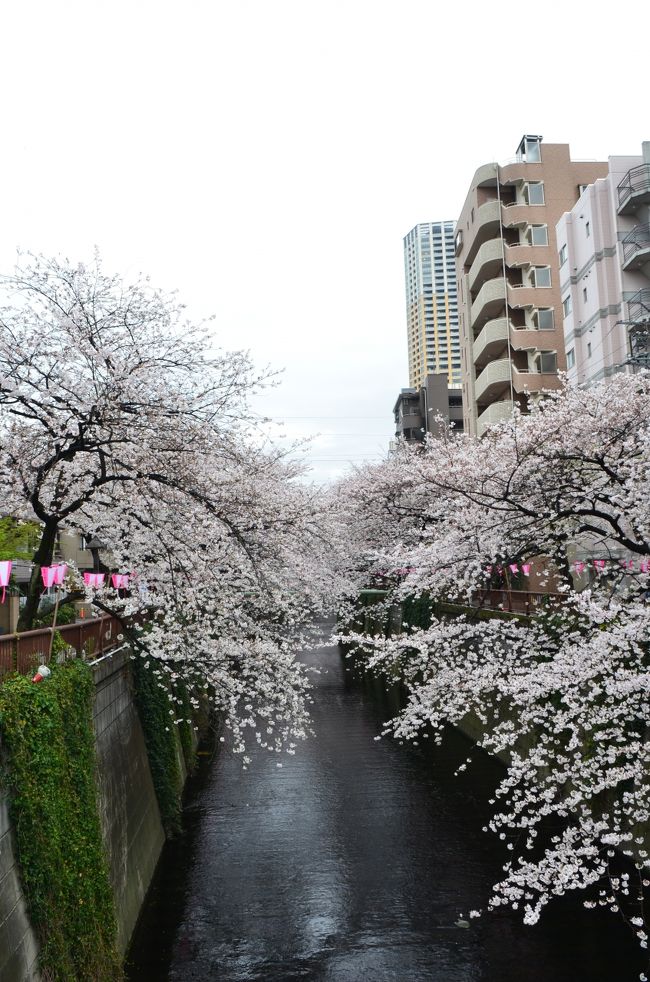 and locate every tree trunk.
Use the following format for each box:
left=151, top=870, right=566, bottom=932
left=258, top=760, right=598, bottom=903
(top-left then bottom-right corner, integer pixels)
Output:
left=17, top=521, right=58, bottom=631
